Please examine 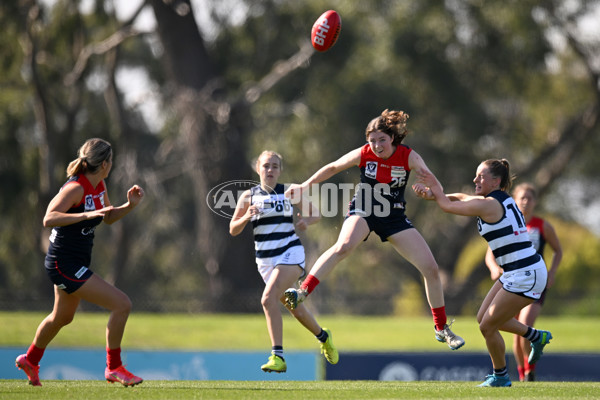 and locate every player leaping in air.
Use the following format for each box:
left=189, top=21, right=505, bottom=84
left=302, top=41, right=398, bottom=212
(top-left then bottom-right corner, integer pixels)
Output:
left=284, top=109, right=465, bottom=351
